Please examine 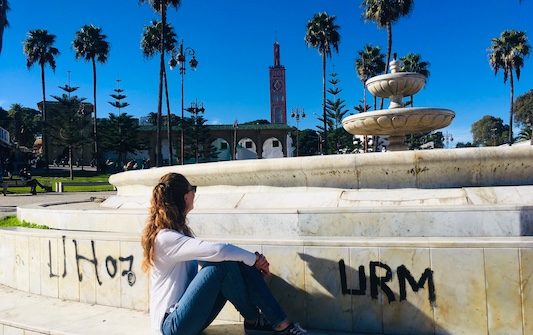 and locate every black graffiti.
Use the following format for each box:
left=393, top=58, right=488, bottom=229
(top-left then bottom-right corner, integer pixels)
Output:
left=73, top=240, right=102, bottom=285
left=48, top=240, right=59, bottom=278
left=338, top=259, right=436, bottom=303
left=45, top=237, right=136, bottom=286
left=106, top=256, right=118, bottom=278
left=397, top=265, right=435, bottom=302
left=61, top=236, right=67, bottom=277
